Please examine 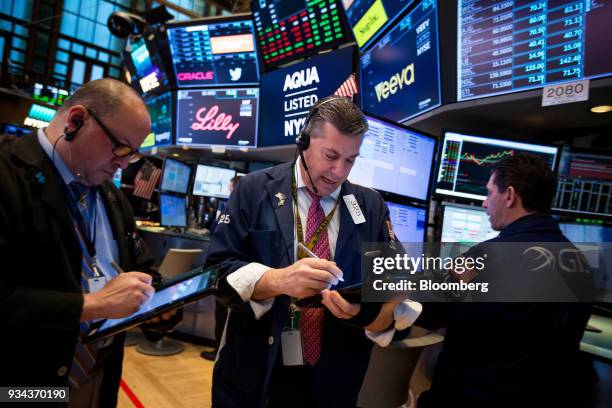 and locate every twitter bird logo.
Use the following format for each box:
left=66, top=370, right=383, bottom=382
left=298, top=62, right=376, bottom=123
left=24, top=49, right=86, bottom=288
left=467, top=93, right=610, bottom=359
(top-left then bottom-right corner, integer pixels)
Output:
left=229, top=68, right=242, bottom=81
